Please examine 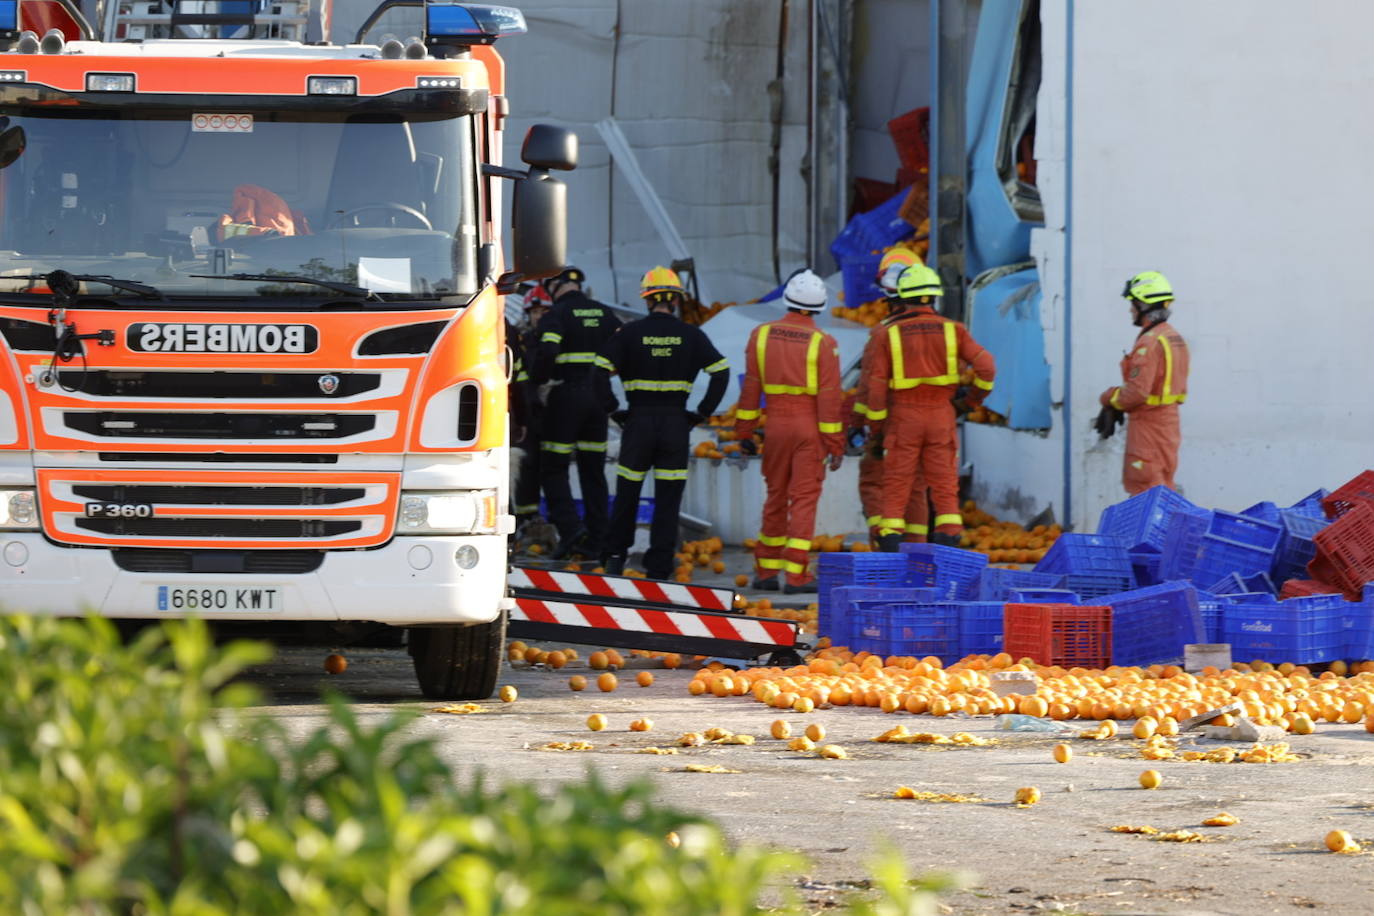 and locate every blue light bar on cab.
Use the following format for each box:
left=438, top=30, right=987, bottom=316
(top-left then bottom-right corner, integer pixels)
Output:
left=425, top=3, right=527, bottom=45
left=0, top=0, right=19, bottom=33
